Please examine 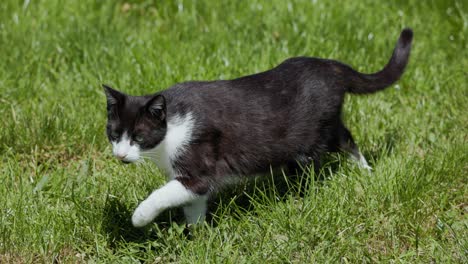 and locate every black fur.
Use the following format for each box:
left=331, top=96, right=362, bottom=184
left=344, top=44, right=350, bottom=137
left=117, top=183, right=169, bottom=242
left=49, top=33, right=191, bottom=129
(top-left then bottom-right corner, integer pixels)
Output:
left=104, top=29, right=413, bottom=195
